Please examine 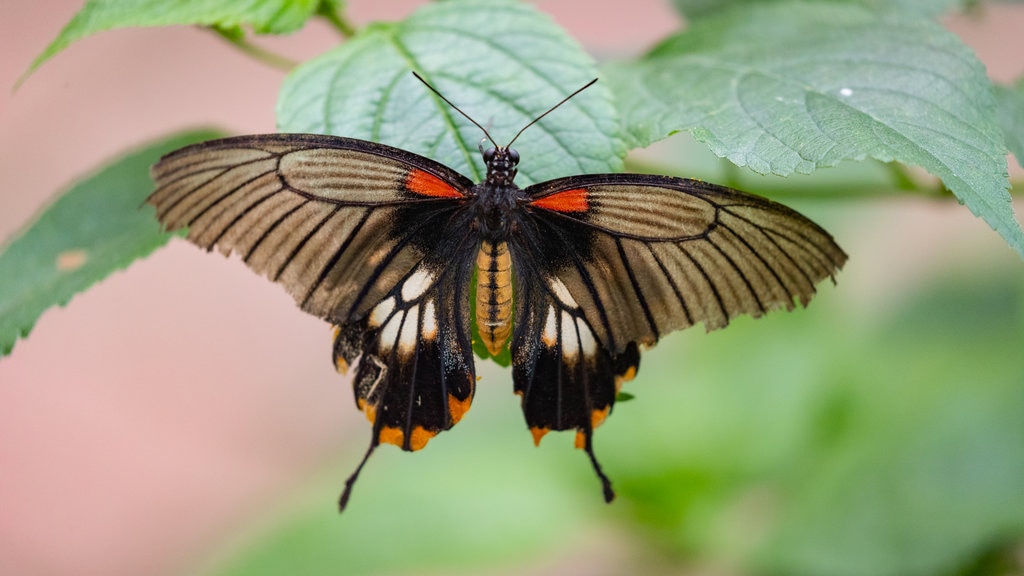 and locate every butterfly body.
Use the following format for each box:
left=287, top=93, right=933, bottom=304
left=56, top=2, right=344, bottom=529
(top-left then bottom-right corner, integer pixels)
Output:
left=149, top=89, right=846, bottom=511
